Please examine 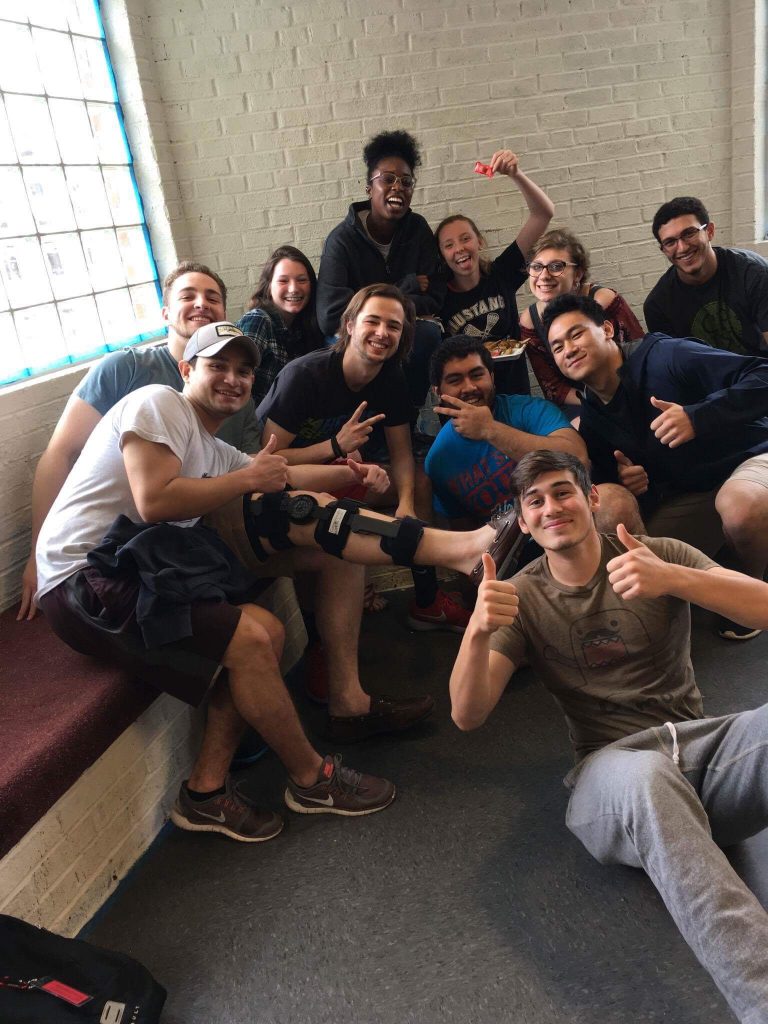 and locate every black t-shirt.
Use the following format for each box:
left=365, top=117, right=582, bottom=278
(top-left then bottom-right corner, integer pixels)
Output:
left=643, top=247, right=768, bottom=356
left=439, top=240, right=529, bottom=394
left=255, top=347, right=412, bottom=455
